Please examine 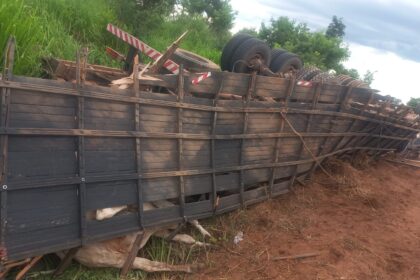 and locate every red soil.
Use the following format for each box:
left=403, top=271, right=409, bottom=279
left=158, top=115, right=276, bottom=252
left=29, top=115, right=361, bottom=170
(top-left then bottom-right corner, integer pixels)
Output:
left=192, top=159, right=420, bottom=280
